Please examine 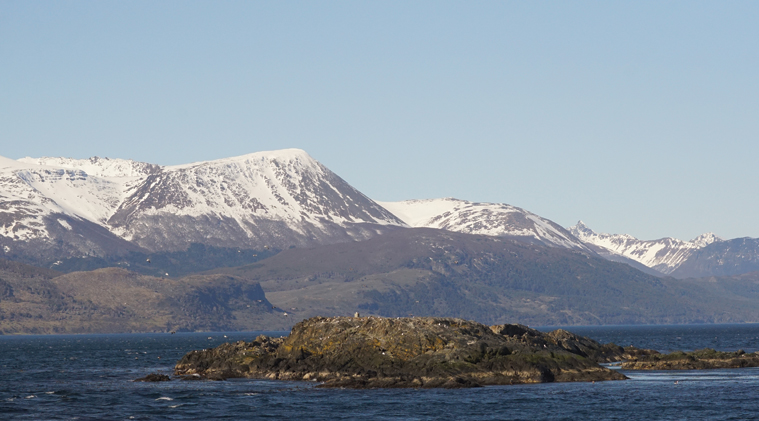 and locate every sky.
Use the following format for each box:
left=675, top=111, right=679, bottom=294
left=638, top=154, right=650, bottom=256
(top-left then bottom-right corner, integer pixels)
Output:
left=2, top=1, right=758, bottom=241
